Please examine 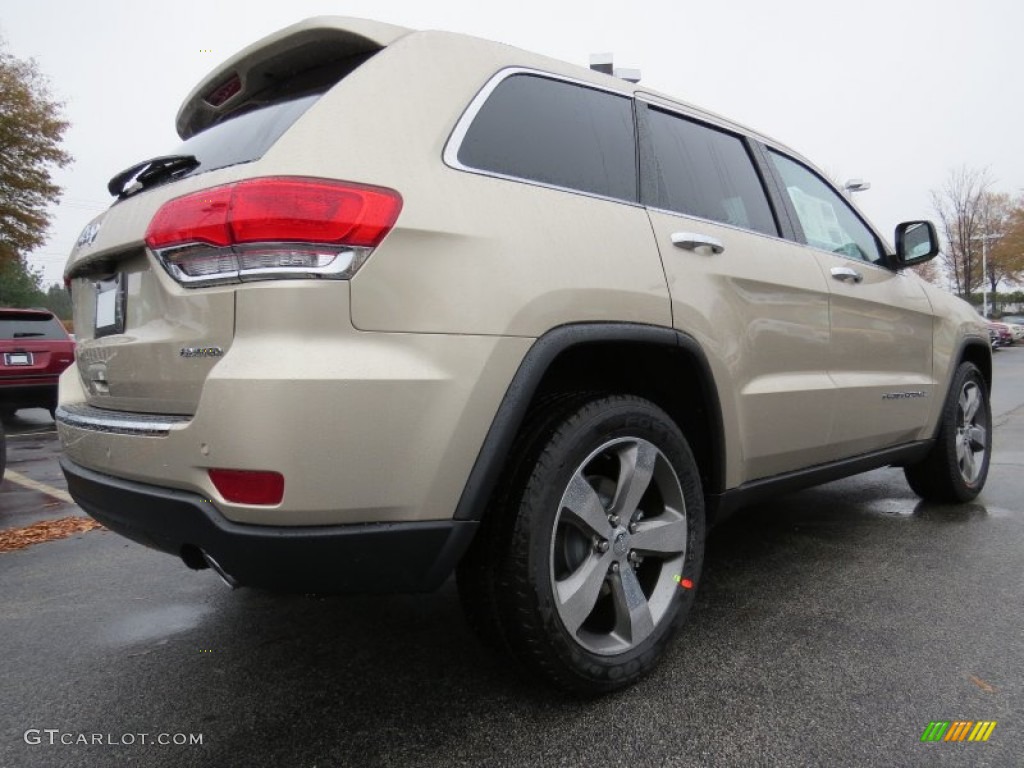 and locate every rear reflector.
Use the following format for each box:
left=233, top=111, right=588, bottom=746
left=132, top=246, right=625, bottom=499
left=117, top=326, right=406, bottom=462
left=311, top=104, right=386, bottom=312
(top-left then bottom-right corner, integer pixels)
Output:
left=209, top=469, right=285, bottom=505
left=145, top=177, right=402, bottom=286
